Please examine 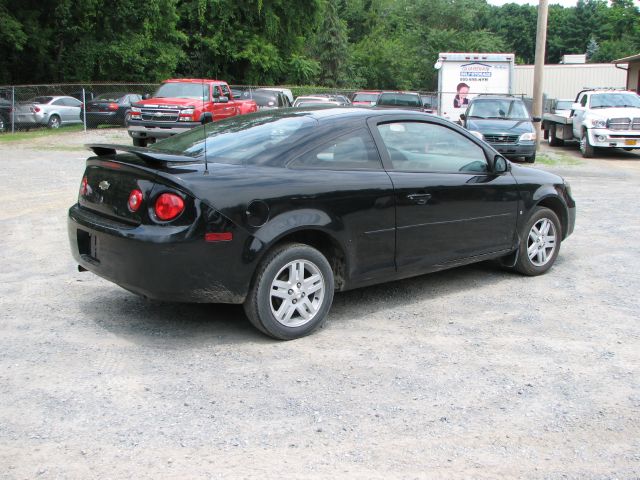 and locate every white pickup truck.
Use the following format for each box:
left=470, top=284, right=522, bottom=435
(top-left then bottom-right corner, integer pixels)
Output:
left=542, top=89, right=640, bottom=157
